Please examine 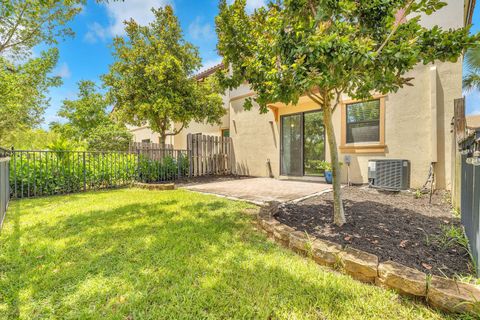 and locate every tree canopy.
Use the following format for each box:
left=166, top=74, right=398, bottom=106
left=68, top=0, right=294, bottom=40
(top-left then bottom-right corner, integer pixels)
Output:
left=103, top=6, right=225, bottom=148
left=0, top=49, right=61, bottom=144
left=463, top=45, right=480, bottom=92
left=51, top=80, right=132, bottom=151
left=0, top=0, right=113, bottom=58
left=0, top=0, right=102, bottom=146
left=216, top=0, right=478, bottom=225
